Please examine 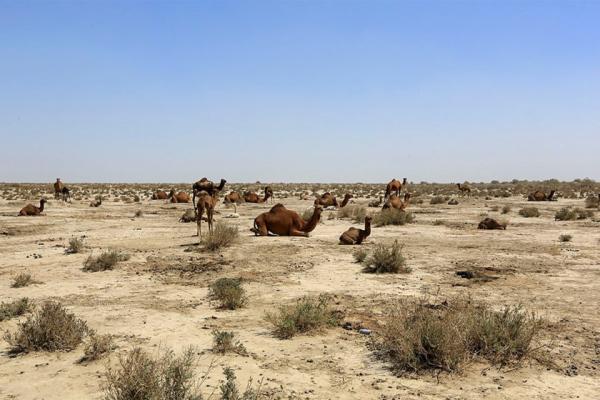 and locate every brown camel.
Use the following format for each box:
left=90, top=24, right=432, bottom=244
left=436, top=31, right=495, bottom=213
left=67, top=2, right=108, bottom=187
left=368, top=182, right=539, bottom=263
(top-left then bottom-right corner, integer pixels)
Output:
left=385, top=178, right=407, bottom=199
left=478, top=218, right=506, bottom=230
left=382, top=193, right=411, bottom=210
left=528, top=190, right=555, bottom=201
left=152, top=190, right=168, bottom=200
left=192, top=178, right=226, bottom=209
left=19, top=199, right=47, bottom=216
left=265, top=186, right=274, bottom=203
left=244, top=187, right=272, bottom=203
left=251, top=204, right=323, bottom=237
left=224, top=191, right=243, bottom=204
left=314, top=193, right=352, bottom=208
left=457, top=183, right=471, bottom=196
left=61, top=186, right=71, bottom=202
left=195, top=191, right=219, bottom=238
left=53, top=179, right=64, bottom=200
left=169, top=190, right=191, bottom=203
left=339, top=216, right=372, bottom=245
